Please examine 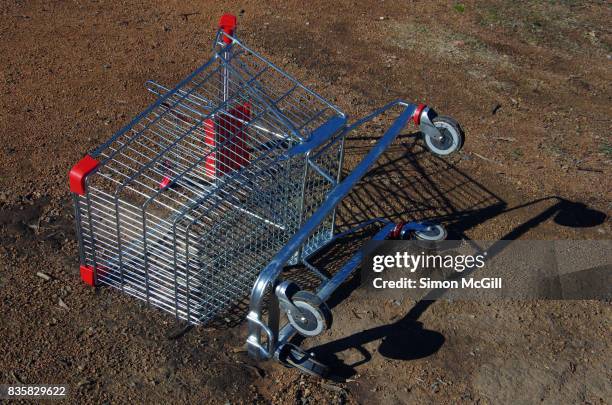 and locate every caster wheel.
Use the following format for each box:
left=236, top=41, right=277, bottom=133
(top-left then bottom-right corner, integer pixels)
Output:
left=424, top=115, right=464, bottom=156
left=414, top=224, right=447, bottom=241
left=286, top=291, right=332, bottom=337
left=280, top=344, right=329, bottom=378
